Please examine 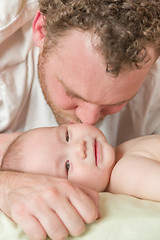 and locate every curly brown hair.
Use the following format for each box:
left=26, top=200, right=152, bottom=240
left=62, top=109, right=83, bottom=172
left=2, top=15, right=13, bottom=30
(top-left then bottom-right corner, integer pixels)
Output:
left=39, top=0, right=160, bottom=75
